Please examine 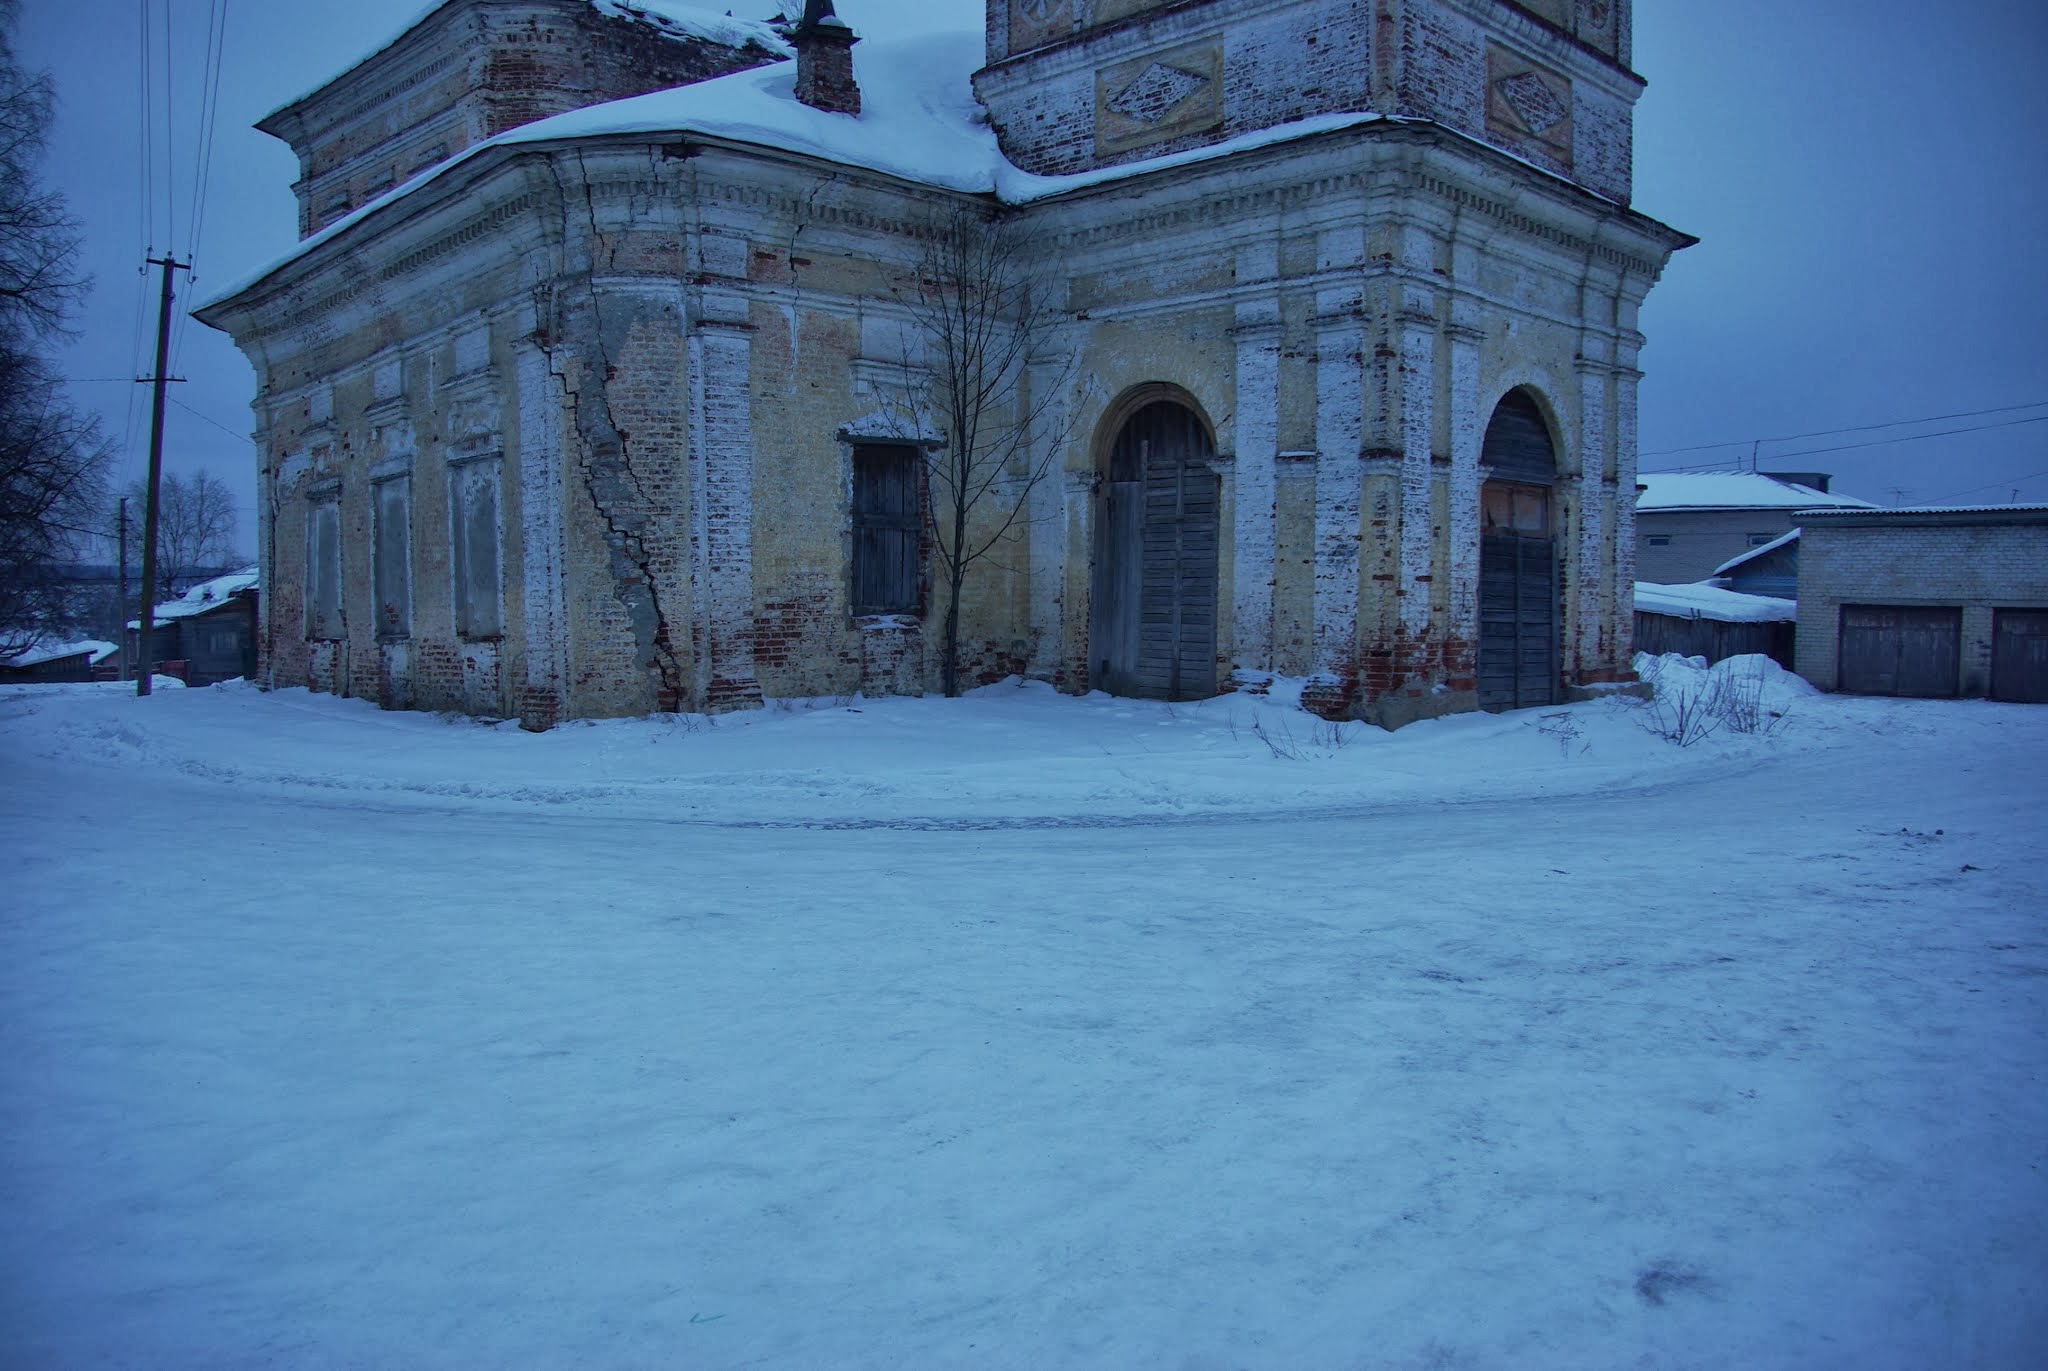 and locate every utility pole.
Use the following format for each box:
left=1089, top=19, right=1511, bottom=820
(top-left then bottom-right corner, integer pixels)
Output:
left=116, top=497, right=130, bottom=680
left=136, top=254, right=188, bottom=697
